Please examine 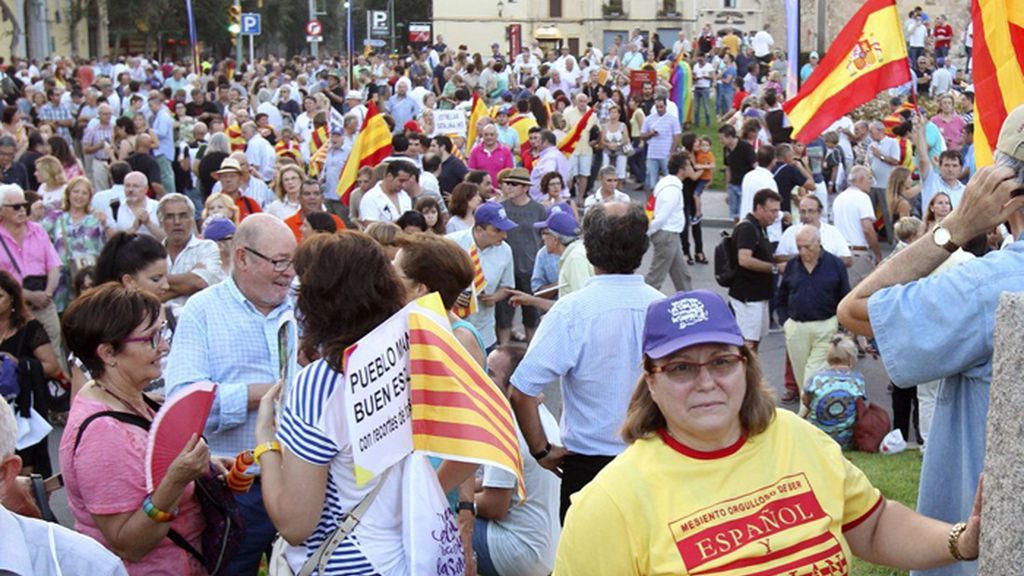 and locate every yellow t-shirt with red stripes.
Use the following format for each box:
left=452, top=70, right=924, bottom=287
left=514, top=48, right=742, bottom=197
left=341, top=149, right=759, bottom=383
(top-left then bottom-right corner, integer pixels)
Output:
left=555, top=410, right=882, bottom=576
